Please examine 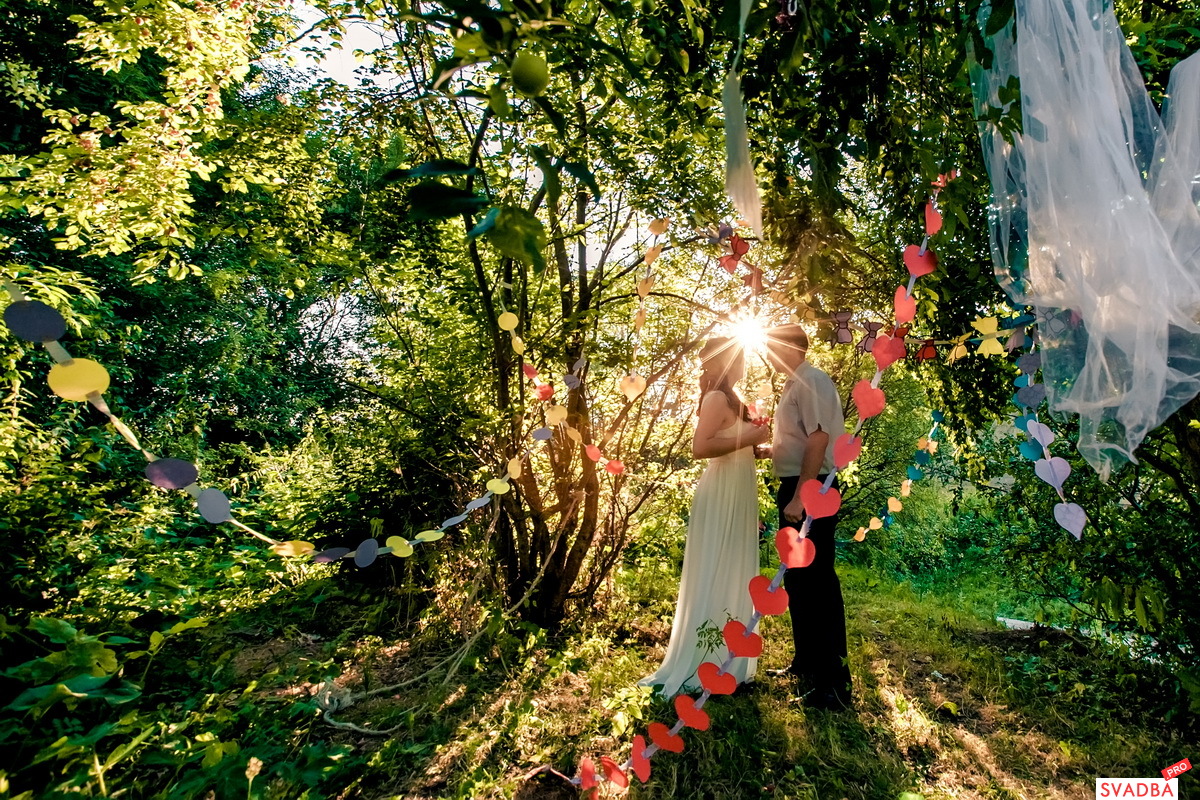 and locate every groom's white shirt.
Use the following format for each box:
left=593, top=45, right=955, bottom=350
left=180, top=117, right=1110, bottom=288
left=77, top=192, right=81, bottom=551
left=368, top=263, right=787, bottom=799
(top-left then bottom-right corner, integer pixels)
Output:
left=772, top=360, right=844, bottom=477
